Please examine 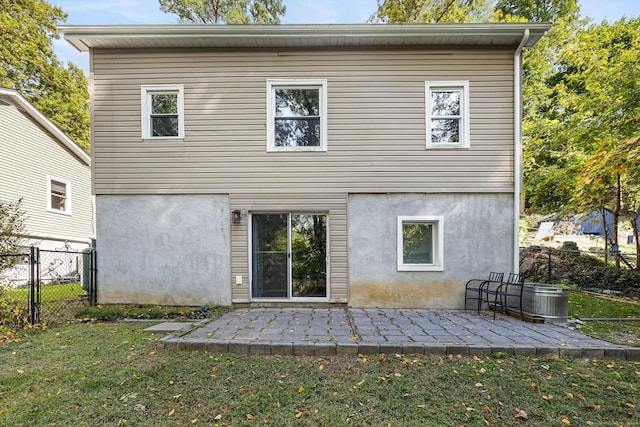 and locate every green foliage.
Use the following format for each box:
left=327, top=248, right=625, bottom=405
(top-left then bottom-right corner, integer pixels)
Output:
left=524, top=17, right=640, bottom=217
left=521, top=246, right=640, bottom=297
left=0, top=198, right=26, bottom=272
left=158, top=0, right=286, bottom=24
left=0, top=286, right=30, bottom=332
left=371, top=0, right=495, bottom=23
left=75, top=304, right=231, bottom=320
left=0, top=0, right=90, bottom=152
left=495, top=0, right=578, bottom=22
